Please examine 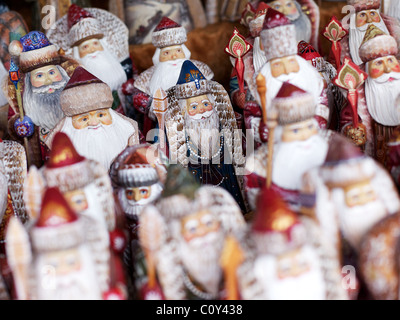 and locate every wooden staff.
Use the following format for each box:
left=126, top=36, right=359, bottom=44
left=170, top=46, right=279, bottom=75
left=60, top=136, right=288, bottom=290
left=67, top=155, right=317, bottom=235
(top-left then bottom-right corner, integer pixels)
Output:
left=256, top=73, right=277, bottom=188
left=152, top=88, right=168, bottom=155
left=220, top=235, right=244, bottom=300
